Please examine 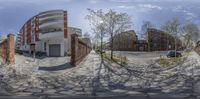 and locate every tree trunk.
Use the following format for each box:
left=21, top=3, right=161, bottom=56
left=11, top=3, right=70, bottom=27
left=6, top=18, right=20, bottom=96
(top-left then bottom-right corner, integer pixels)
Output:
left=175, top=37, right=177, bottom=57
left=111, top=33, right=113, bottom=60
left=101, top=28, right=103, bottom=59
